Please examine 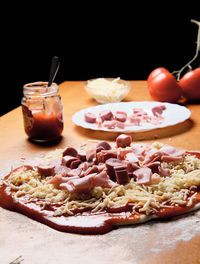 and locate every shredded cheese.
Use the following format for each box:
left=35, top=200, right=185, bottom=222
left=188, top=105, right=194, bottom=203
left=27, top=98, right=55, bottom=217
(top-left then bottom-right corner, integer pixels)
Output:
left=85, top=78, right=130, bottom=103
left=4, top=145, right=200, bottom=217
